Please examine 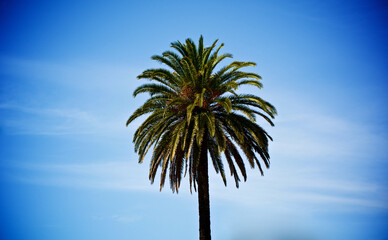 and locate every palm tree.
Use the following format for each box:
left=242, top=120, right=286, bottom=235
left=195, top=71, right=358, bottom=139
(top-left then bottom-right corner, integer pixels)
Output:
left=126, top=36, right=276, bottom=240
